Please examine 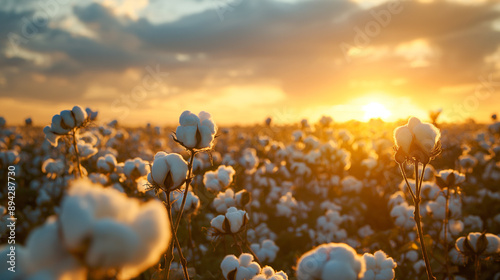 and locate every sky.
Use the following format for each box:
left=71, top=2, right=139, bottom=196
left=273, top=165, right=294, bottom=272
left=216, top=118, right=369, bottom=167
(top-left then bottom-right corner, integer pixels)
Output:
left=0, top=0, right=499, bottom=126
